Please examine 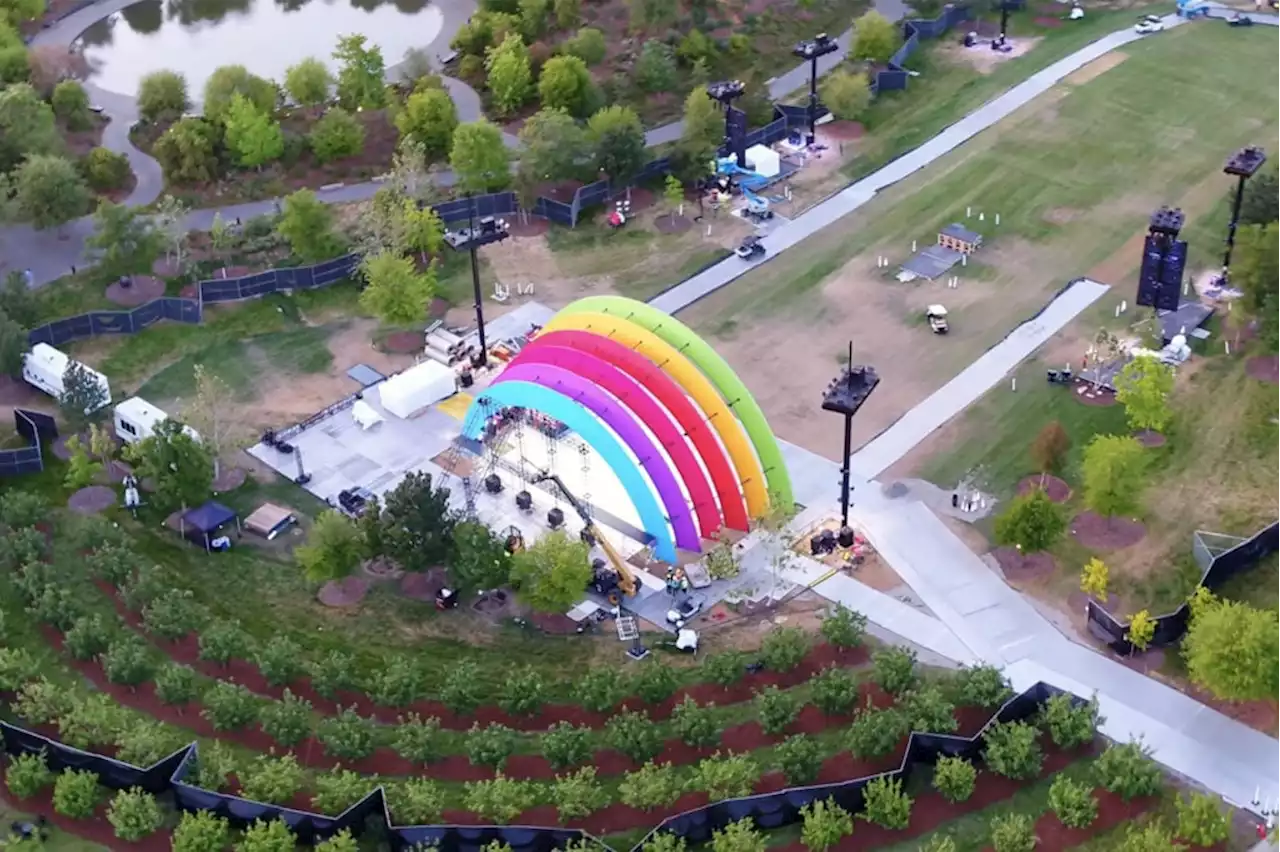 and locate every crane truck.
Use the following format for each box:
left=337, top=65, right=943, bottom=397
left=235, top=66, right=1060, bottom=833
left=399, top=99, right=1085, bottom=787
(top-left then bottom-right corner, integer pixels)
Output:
left=532, top=472, right=638, bottom=605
